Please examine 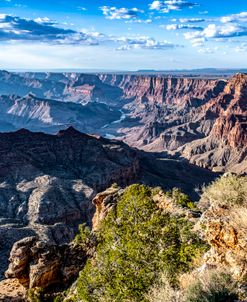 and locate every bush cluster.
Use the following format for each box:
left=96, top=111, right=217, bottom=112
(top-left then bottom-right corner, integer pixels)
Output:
left=76, top=185, right=206, bottom=302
